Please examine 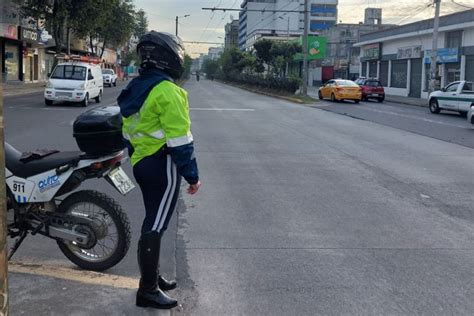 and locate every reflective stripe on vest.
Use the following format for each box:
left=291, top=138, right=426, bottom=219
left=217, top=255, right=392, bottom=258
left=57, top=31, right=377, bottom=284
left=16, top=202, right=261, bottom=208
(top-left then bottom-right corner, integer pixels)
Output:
left=167, top=132, right=193, bottom=148
left=124, top=129, right=165, bottom=141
